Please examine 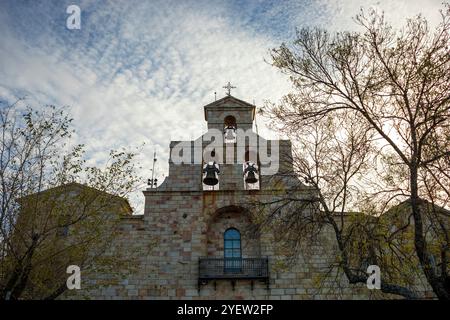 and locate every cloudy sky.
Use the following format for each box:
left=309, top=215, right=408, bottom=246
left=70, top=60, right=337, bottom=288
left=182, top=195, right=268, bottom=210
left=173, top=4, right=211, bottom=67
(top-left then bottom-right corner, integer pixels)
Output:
left=0, top=0, right=444, bottom=213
